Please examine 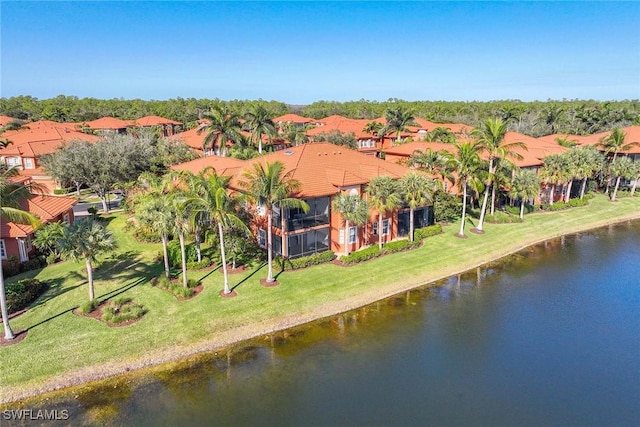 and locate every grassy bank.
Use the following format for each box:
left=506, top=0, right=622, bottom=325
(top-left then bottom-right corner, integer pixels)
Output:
left=2, top=194, right=640, bottom=403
